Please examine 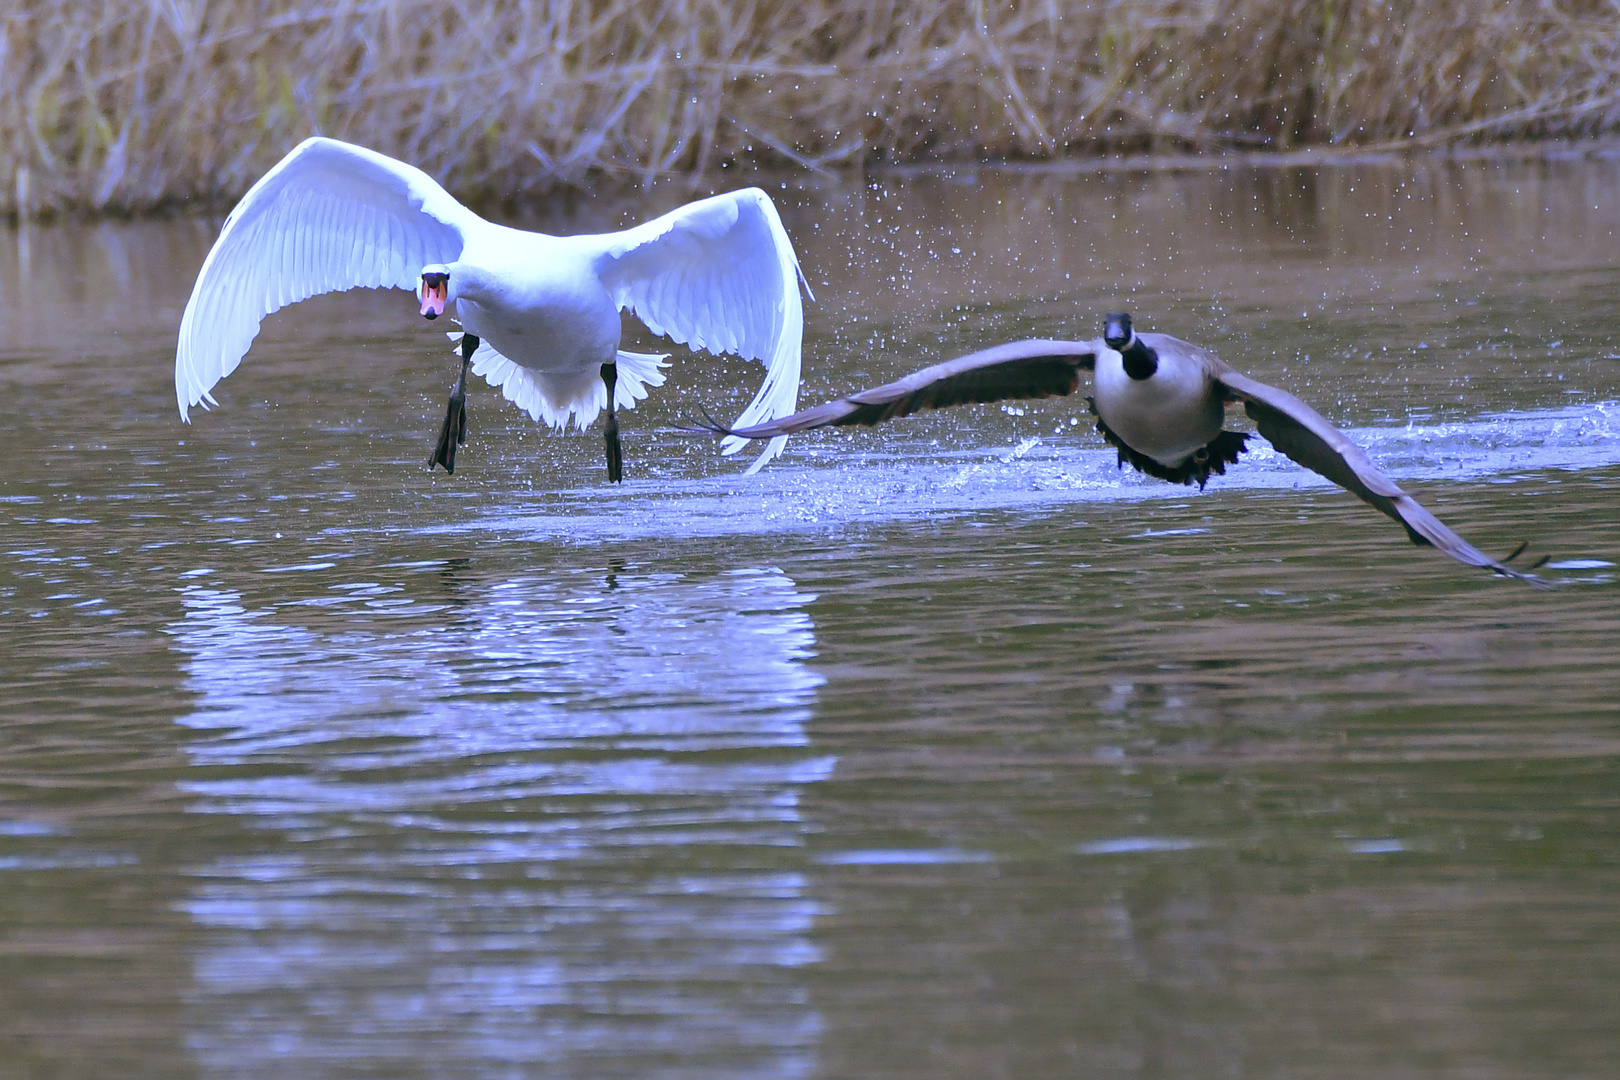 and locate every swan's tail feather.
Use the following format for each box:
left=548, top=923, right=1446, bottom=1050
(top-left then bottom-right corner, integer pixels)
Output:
left=450, top=333, right=669, bottom=431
